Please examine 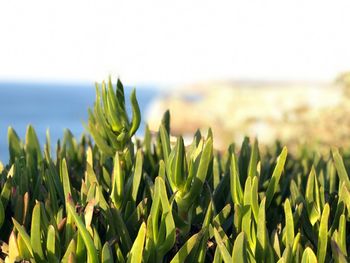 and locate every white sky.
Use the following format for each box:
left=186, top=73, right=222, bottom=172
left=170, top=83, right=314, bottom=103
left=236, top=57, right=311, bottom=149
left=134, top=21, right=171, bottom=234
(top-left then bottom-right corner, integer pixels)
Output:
left=1, top=1, right=350, bottom=87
